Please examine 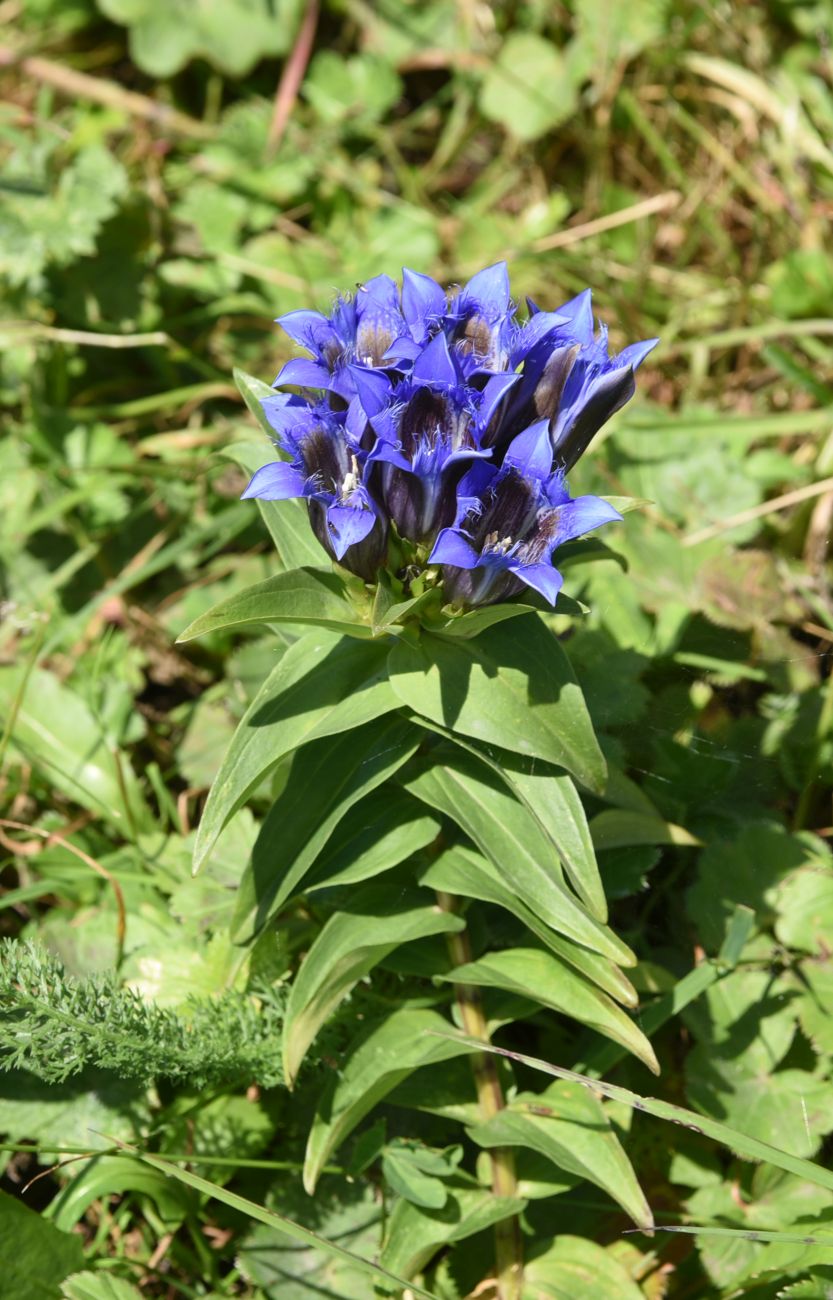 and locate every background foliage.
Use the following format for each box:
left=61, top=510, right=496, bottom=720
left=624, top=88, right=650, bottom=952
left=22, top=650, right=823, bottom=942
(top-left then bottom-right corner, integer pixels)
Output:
left=2, top=0, right=833, bottom=1295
